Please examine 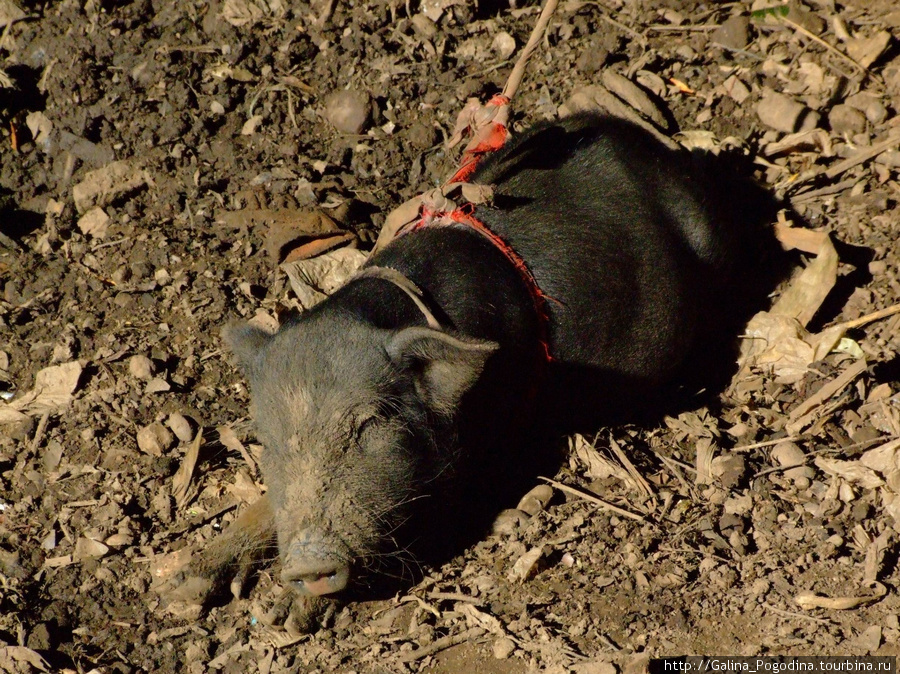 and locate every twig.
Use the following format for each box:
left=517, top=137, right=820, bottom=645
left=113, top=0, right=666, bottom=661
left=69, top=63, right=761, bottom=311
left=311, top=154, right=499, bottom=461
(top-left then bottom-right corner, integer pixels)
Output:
left=30, top=411, right=51, bottom=455
left=647, top=24, right=719, bottom=32
left=762, top=602, right=833, bottom=624
left=830, top=301, right=900, bottom=331
left=789, top=178, right=858, bottom=204
left=788, top=359, right=867, bottom=424
left=397, top=627, right=486, bottom=663
left=592, top=6, right=647, bottom=46
left=540, top=477, right=646, bottom=522
left=731, top=436, right=804, bottom=452
left=753, top=462, right=807, bottom=479
left=713, top=42, right=766, bottom=62
left=428, top=591, right=480, bottom=604
left=606, top=433, right=656, bottom=503
left=502, top=0, right=559, bottom=100
left=652, top=450, right=695, bottom=496
left=779, top=16, right=869, bottom=77
left=824, top=132, right=900, bottom=180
